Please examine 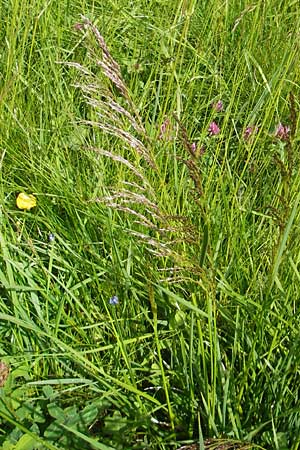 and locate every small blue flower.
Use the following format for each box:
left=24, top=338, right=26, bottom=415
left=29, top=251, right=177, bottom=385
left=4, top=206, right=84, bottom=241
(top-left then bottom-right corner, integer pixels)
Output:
left=109, top=295, right=119, bottom=305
